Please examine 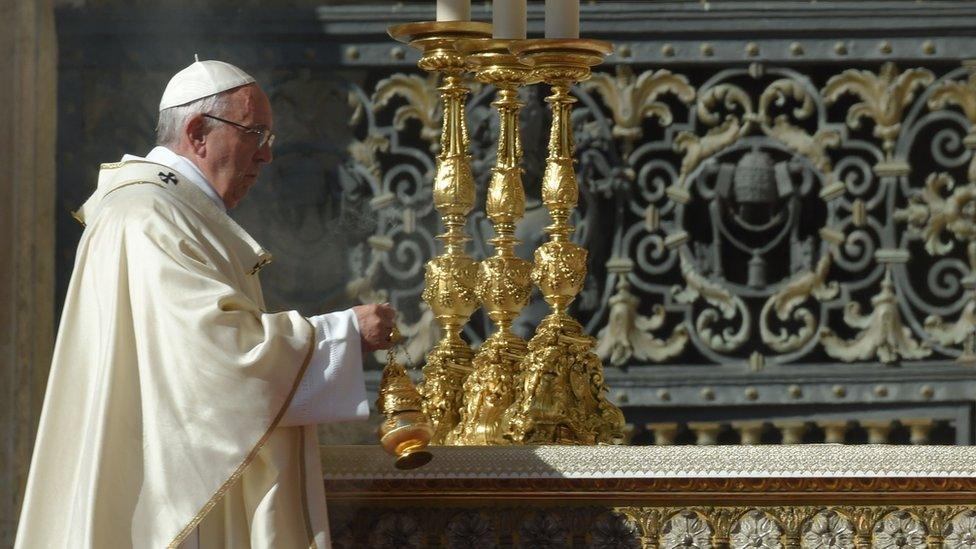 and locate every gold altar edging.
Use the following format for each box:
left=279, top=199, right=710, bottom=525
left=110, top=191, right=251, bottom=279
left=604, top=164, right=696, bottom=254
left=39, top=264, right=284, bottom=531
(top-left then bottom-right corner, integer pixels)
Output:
left=324, top=476, right=976, bottom=505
